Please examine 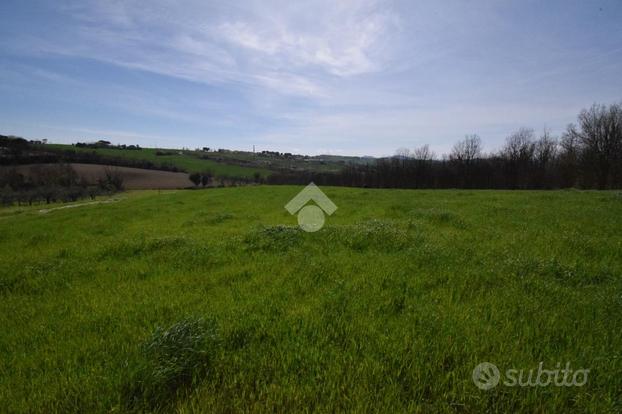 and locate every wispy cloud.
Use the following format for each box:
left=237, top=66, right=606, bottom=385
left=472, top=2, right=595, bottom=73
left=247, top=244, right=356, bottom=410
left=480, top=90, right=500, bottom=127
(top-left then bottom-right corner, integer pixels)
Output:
left=216, top=5, right=395, bottom=77
left=19, top=0, right=398, bottom=98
